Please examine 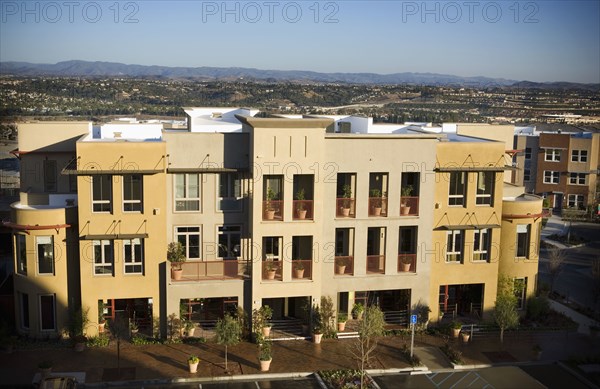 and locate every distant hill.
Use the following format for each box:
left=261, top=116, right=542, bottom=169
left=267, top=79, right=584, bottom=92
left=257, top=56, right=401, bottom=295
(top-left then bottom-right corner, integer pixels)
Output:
left=1, top=60, right=598, bottom=90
